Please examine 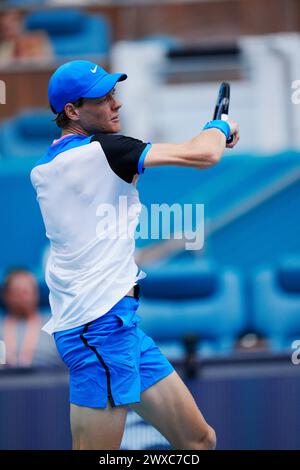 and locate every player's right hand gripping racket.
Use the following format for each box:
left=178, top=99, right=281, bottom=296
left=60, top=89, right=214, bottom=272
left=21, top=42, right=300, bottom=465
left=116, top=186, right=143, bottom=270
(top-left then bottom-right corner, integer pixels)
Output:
left=213, top=82, right=233, bottom=144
